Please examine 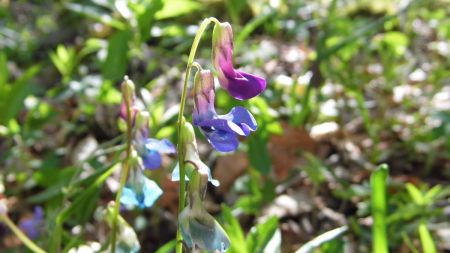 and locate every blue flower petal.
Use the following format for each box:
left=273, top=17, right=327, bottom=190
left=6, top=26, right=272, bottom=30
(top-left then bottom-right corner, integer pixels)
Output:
left=120, top=177, right=162, bottom=209
left=19, top=207, right=44, bottom=239
left=141, top=149, right=162, bottom=170
left=120, top=187, right=139, bottom=208
left=142, top=177, right=163, bottom=207
left=145, top=138, right=176, bottom=154
left=171, top=163, right=219, bottom=187
left=202, top=128, right=239, bottom=152
left=220, top=106, right=257, bottom=135
left=179, top=206, right=230, bottom=252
